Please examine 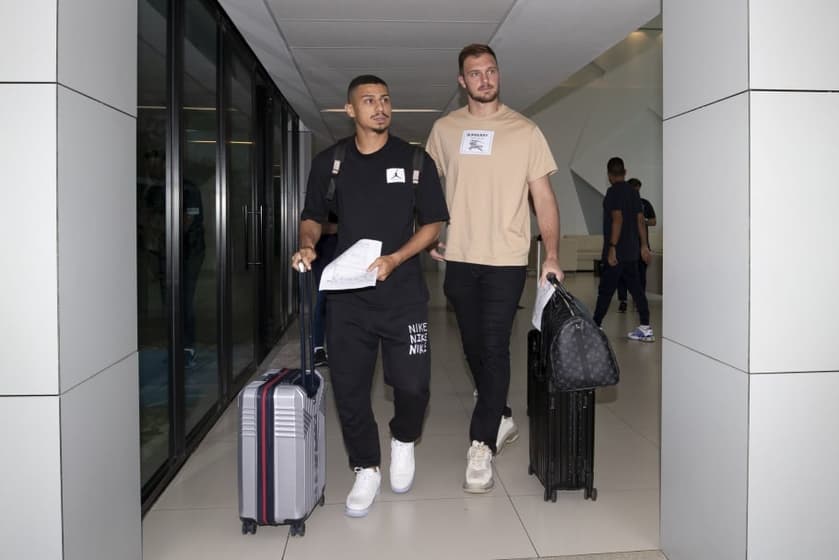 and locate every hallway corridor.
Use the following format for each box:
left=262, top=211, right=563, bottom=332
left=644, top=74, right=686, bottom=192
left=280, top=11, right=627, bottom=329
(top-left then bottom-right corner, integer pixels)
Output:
left=142, top=271, right=663, bottom=560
